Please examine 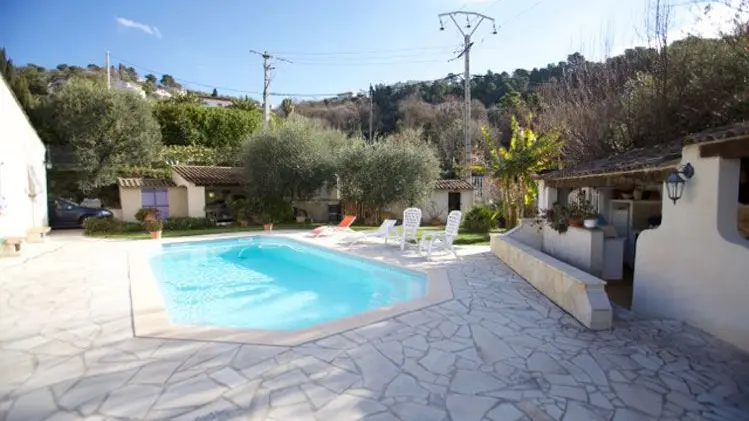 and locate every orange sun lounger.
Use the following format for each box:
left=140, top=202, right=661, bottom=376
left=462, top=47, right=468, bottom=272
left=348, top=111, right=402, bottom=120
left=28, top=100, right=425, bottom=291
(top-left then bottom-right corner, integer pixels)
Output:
left=310, top=215, right=356, bottom=237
